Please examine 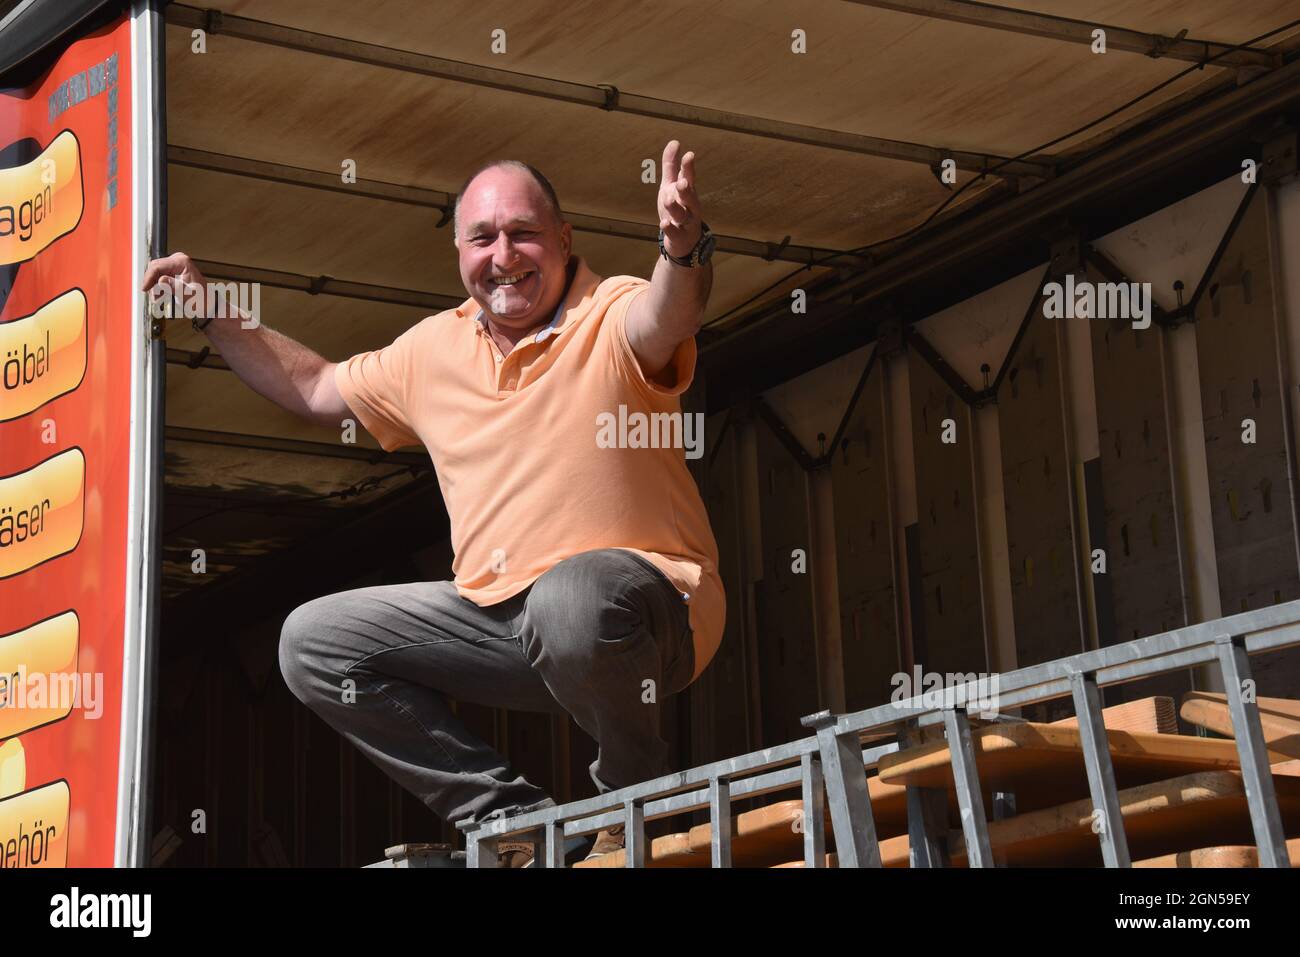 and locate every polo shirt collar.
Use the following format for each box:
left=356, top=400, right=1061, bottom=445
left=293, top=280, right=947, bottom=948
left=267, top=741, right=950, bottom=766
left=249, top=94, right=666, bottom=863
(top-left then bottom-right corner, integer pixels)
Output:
left=472, top=297, right=565, bottom=344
